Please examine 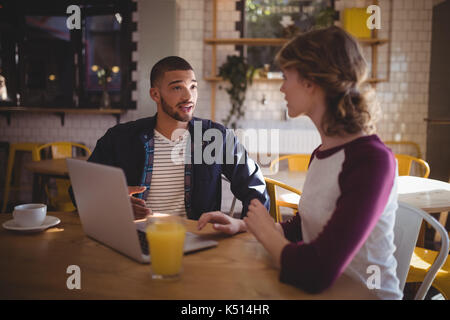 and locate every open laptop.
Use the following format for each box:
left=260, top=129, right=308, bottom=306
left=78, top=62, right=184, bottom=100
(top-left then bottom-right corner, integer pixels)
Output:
left=67, top=158, right=218, bottom=264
